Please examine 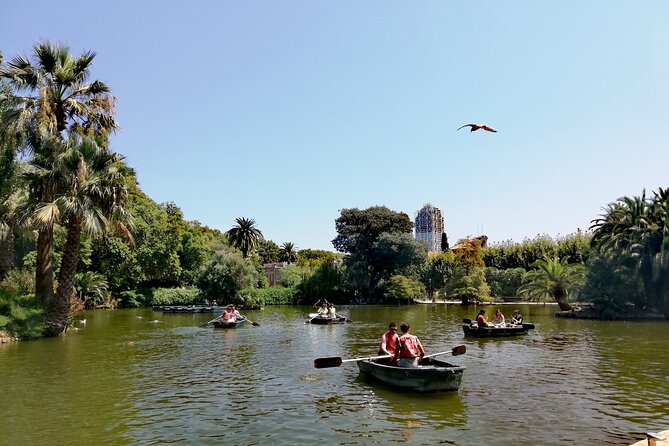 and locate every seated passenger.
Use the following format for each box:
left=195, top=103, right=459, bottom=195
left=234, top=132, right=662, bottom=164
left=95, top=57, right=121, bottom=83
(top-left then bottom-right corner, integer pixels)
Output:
left=221, top=305, right=236, bottom=322
left=328, top=303, right=337, bottom=319
left=394, top=323, right=425, bottom=368
left=231, top=305, right=242, bottom=320
left=475, top=309, right=488, bottom=327
left=511, top=309, right=523, bottom=325
left=492, top=309, right=505, bottom=327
